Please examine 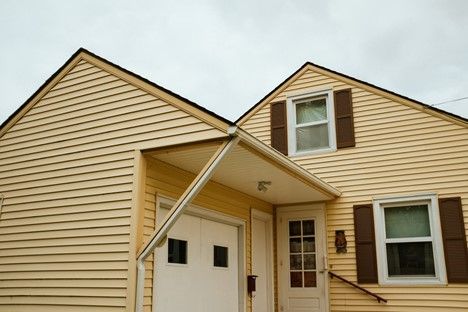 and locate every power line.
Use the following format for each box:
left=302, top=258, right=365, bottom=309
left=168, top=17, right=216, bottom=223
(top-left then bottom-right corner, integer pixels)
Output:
left=430, top=96, right=468, bottom=107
